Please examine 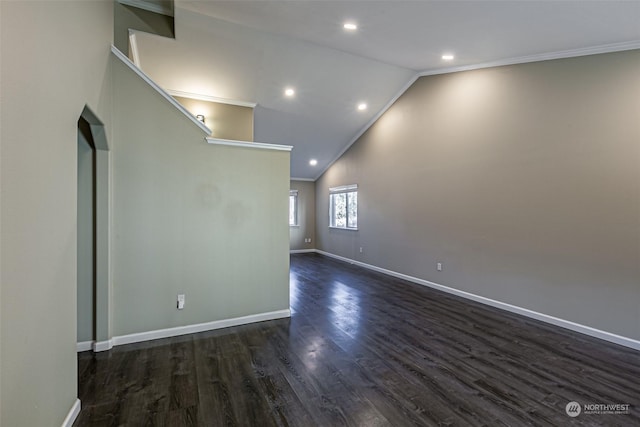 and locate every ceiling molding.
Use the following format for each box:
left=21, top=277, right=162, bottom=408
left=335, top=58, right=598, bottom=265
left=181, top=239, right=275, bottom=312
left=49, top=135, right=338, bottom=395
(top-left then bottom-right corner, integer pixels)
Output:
left=167, top=90, right=257, bottom=109
left=290, top=177, right=316, bottom=182
left=111, top=45, right=211, bottom=135
left=315, top=40, right=640, bottom=182
left=419, top=40, right=640, bottom=78
left=118, top=0, right=174, bottom=17
left=206, top=137, right=292, bottom=152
